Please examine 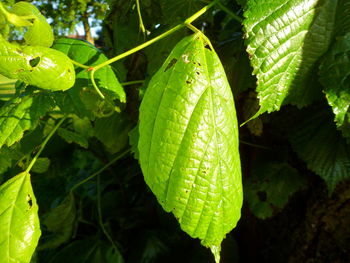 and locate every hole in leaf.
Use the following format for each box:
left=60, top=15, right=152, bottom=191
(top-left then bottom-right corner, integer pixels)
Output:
left=164, top=58, right=177, bottom=72
left=204, top=44, right=212, bottom=51
left=27, top=194, right=33, bottom=209
left=257, top=191, right=267, bottom=202
left=196, top=71, right=200, bottom=75
left=29, top=57, right=41, bottom=67
left=186, top=80, right=192, bottom=84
